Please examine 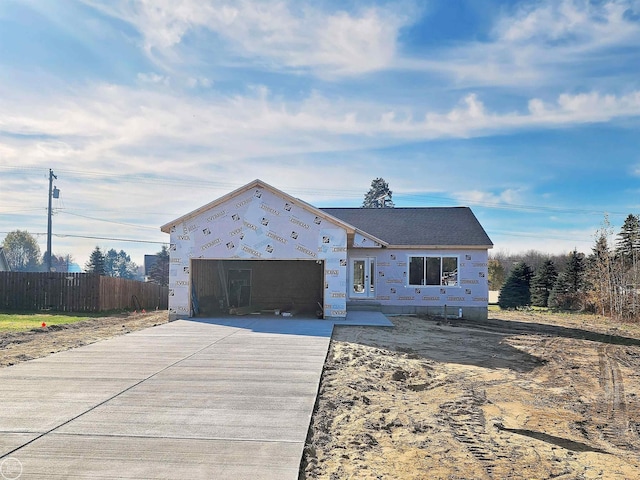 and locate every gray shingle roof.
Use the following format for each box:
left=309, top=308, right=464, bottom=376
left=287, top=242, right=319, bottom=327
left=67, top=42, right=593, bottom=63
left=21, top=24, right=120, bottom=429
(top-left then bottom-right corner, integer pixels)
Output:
left=321, top=207, right=493, bottom=247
